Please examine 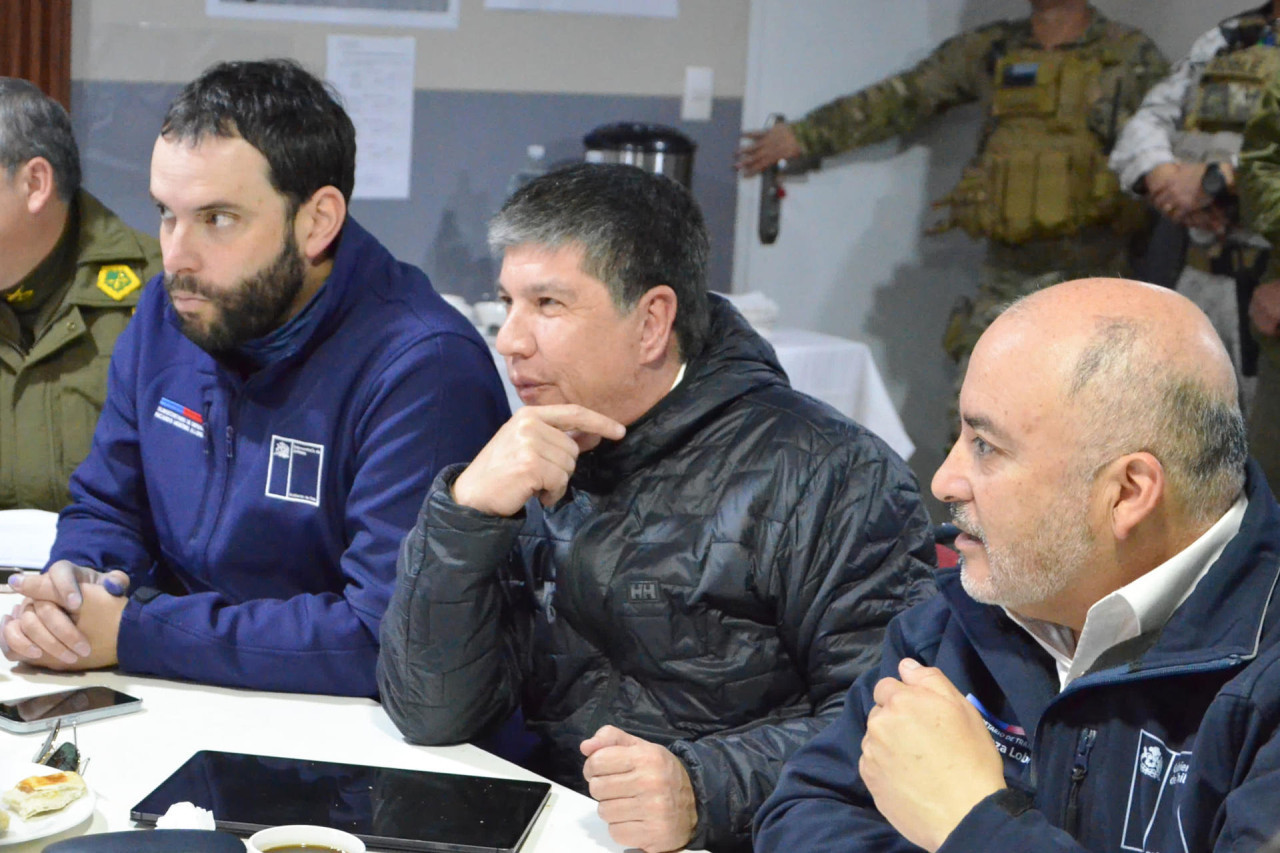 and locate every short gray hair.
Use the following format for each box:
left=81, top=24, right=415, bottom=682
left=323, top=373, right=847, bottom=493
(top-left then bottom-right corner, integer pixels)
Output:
left=1068, top=317, right=1247, bottom=524
left=488, top=163, right=711, bottom=361
left=0, top=78, right=80, bottom=201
